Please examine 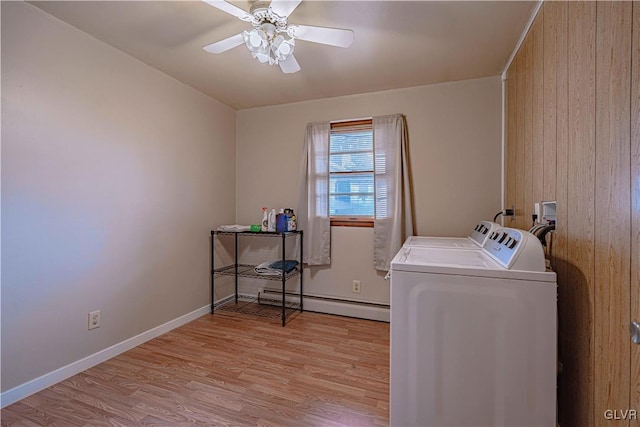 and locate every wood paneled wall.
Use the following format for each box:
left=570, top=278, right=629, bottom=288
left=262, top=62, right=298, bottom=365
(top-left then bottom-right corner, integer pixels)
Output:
left=504, top=2, right=639, bottom=425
